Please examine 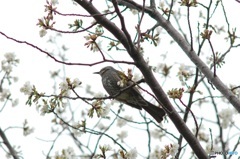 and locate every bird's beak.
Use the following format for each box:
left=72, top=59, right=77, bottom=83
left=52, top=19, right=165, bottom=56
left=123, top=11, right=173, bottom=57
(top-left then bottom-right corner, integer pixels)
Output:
left=93, top=71, right=99, bottom=74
